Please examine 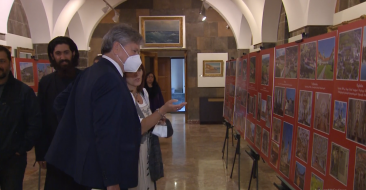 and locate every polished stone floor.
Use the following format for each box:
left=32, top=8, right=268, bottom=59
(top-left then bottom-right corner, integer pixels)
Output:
left=22, top=114, right=280, bottom=190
